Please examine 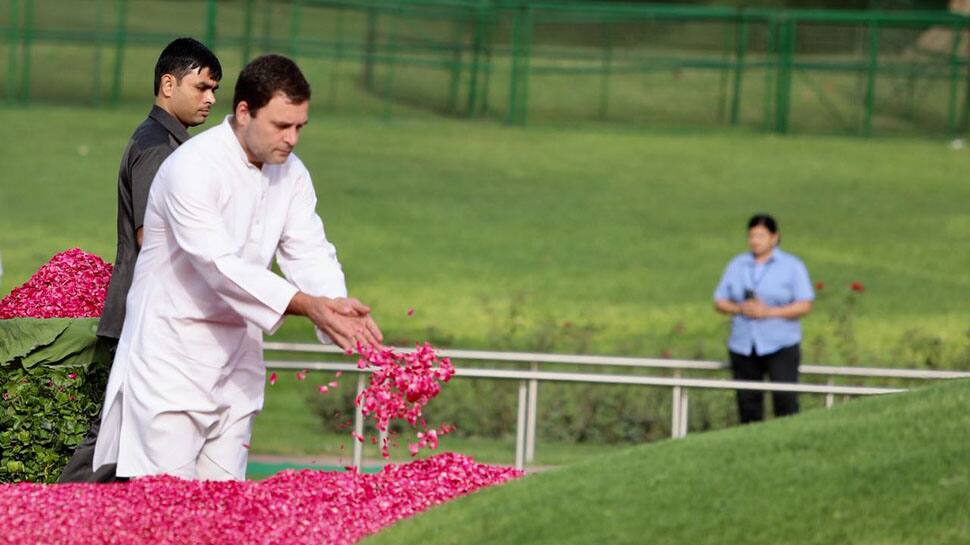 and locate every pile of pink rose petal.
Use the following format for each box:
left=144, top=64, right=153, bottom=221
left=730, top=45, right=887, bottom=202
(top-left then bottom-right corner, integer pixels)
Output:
left=0, top=453, right=522, bottom=545
left=353, top=342, right=456, bottom=457
left=0, top=248, right=112, bottom=319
